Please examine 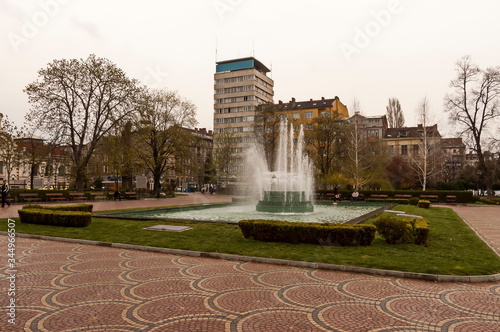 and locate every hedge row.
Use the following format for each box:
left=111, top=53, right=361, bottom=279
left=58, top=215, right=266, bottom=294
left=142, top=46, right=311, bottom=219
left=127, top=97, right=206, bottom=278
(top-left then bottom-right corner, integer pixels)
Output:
left=373, top=216, right=429, bottom=245
left=22, top=204, right=93, bottom=213
left=239, top=219, right=376, bottom=246
left=316, top=190, right=473, bottom=203
left=18, top=204, right=93, bottom=227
